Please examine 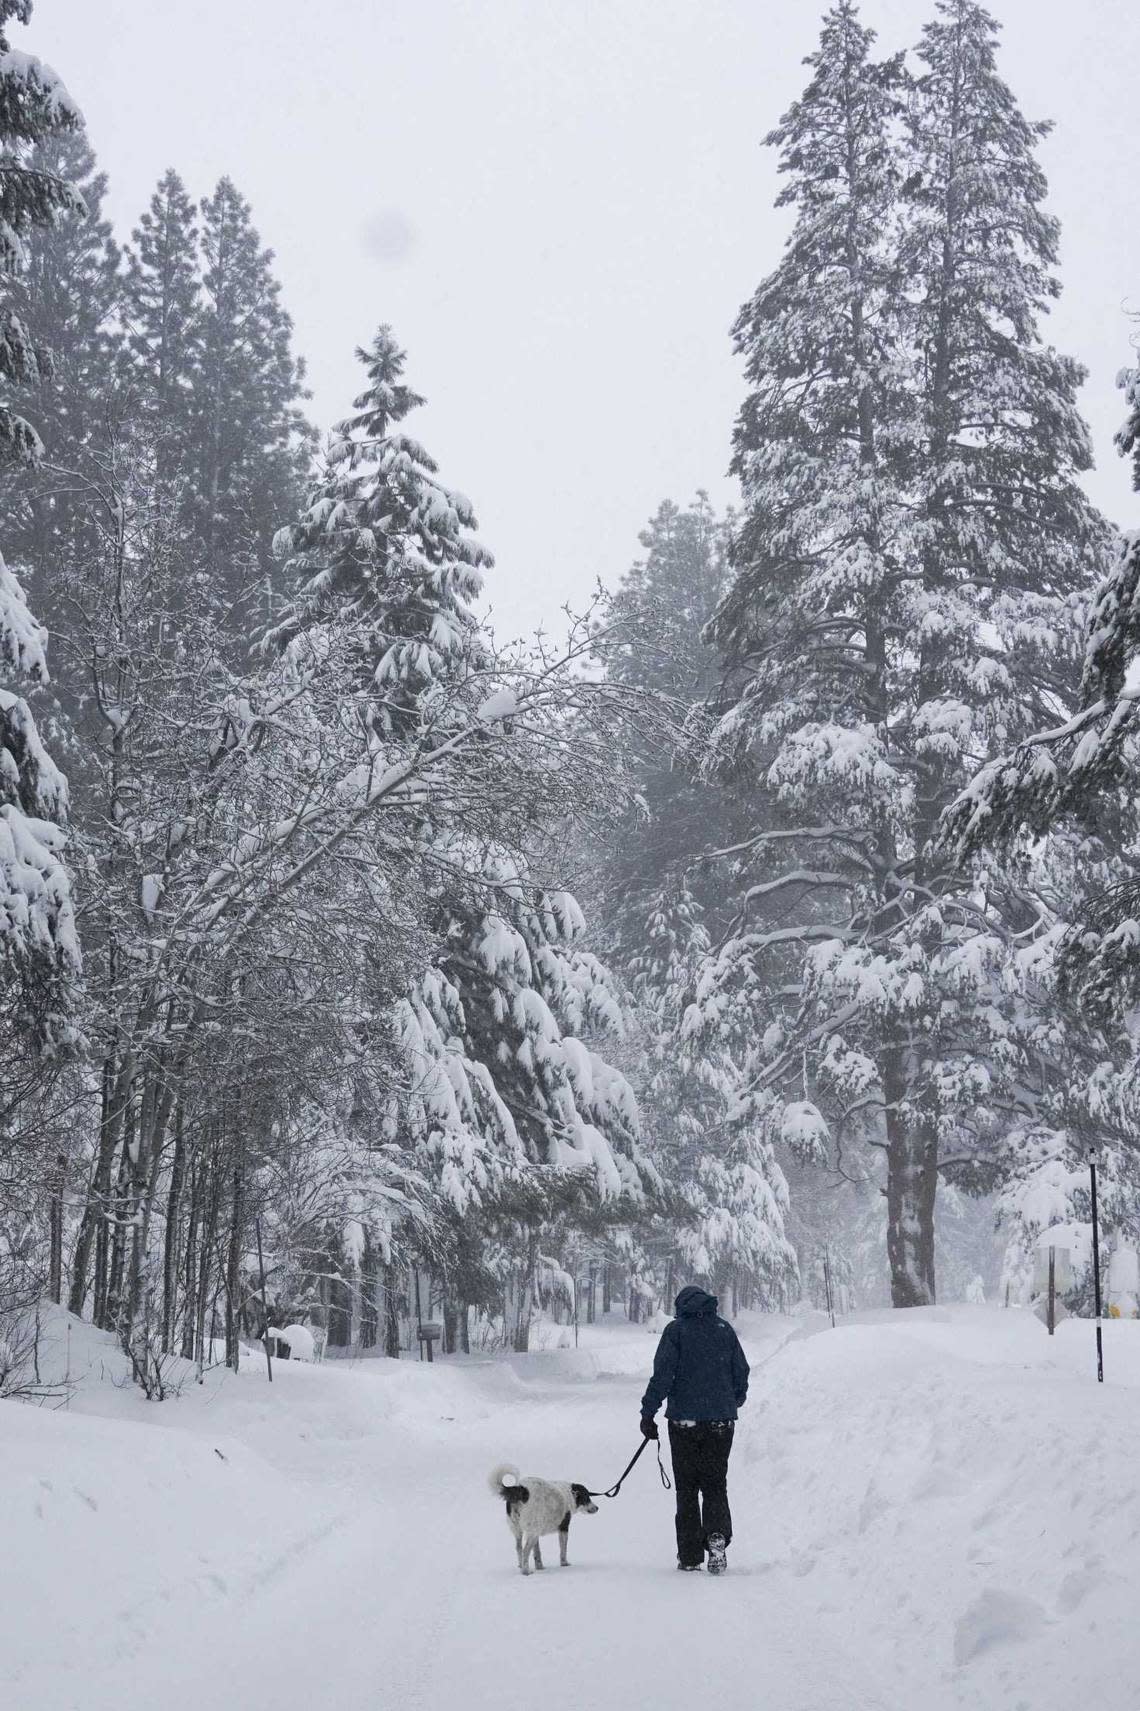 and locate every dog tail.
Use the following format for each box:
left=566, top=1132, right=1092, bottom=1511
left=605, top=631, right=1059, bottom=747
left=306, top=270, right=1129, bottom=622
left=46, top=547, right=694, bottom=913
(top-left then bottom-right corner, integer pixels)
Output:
left=488, top=1462, right=521, bottom=1498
